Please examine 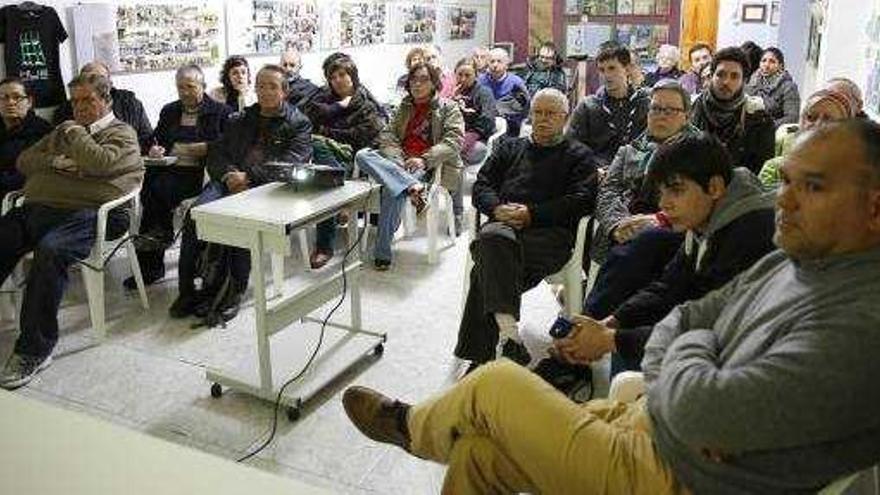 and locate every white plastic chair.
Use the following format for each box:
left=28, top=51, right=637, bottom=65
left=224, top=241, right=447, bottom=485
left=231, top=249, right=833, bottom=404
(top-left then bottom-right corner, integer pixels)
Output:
left=460, top=212, right=593, bottom=317
left=1, top=189, right=149, bottom=341
left=353, top=153, right=456, bottom=264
